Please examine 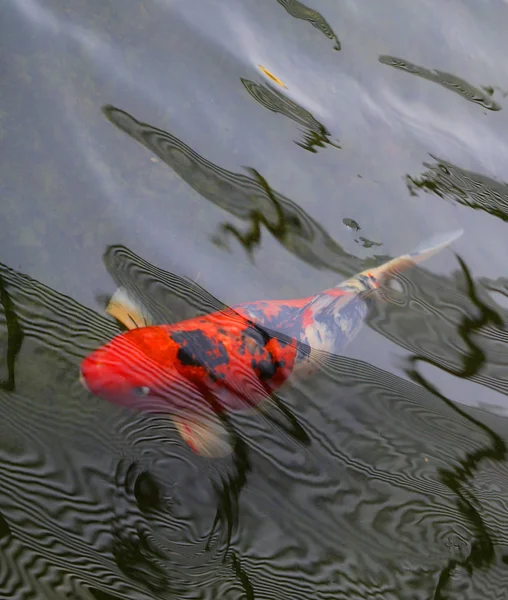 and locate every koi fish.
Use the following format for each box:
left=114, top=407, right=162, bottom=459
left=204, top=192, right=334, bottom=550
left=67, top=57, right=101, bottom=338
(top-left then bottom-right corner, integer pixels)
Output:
left=80, top=230, right=463, bottom=457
